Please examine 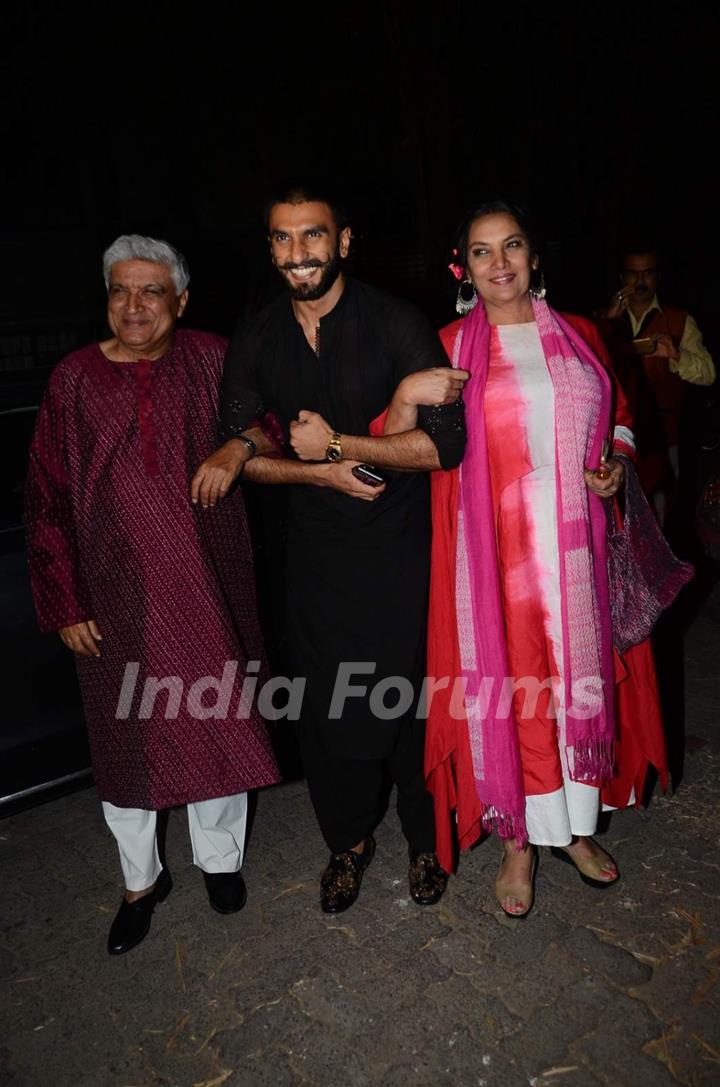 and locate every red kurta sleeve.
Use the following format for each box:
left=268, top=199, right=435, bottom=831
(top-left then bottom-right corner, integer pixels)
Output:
left=25, top=370, right=90, bottom=632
